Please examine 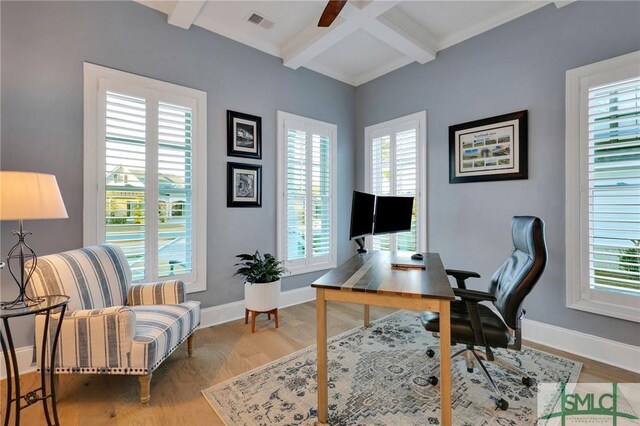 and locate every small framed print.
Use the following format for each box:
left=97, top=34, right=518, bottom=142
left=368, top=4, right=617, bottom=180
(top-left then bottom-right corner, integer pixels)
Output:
left=227, top=162, right=262, bottom=208
left=227, top=110, right=262, bottom=159
left=449, top=110, right=528, bottom=183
